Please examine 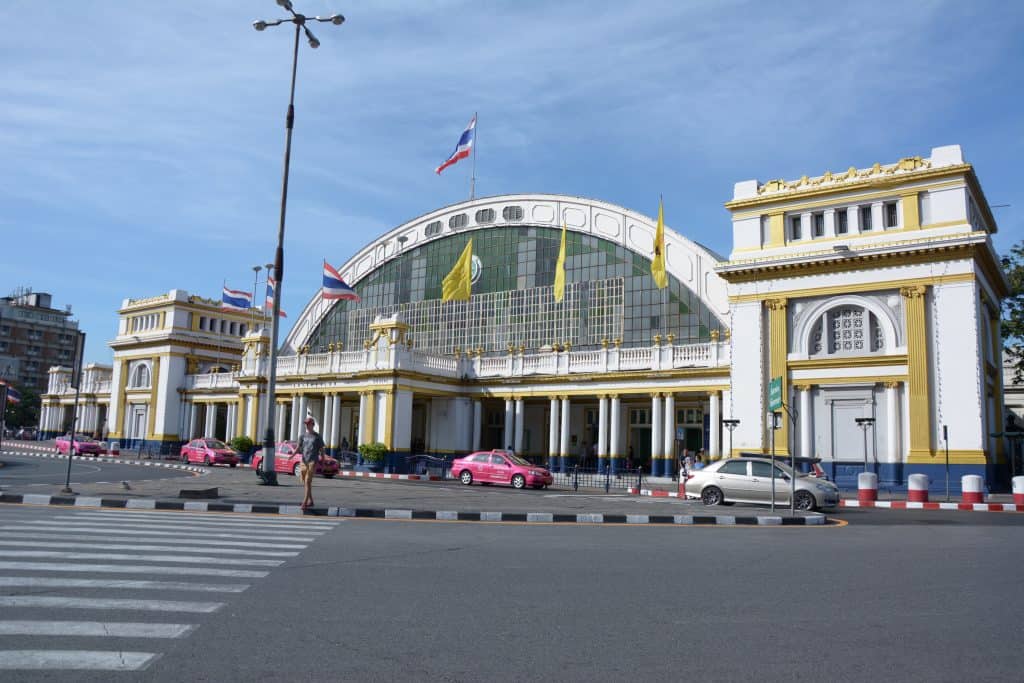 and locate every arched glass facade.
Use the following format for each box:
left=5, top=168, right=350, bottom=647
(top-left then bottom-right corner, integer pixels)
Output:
left=307, top=226, right=725, bottom=354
